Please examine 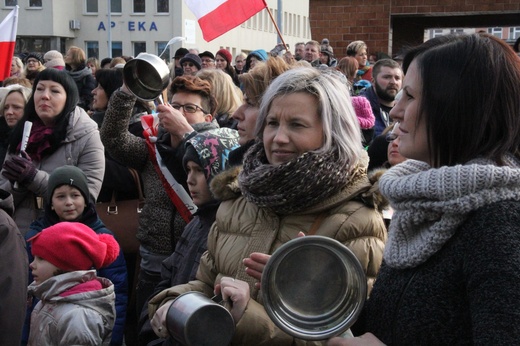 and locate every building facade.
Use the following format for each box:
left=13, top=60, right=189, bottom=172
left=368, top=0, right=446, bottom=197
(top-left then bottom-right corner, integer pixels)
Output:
left=3, top=0, right=312, bottom=61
